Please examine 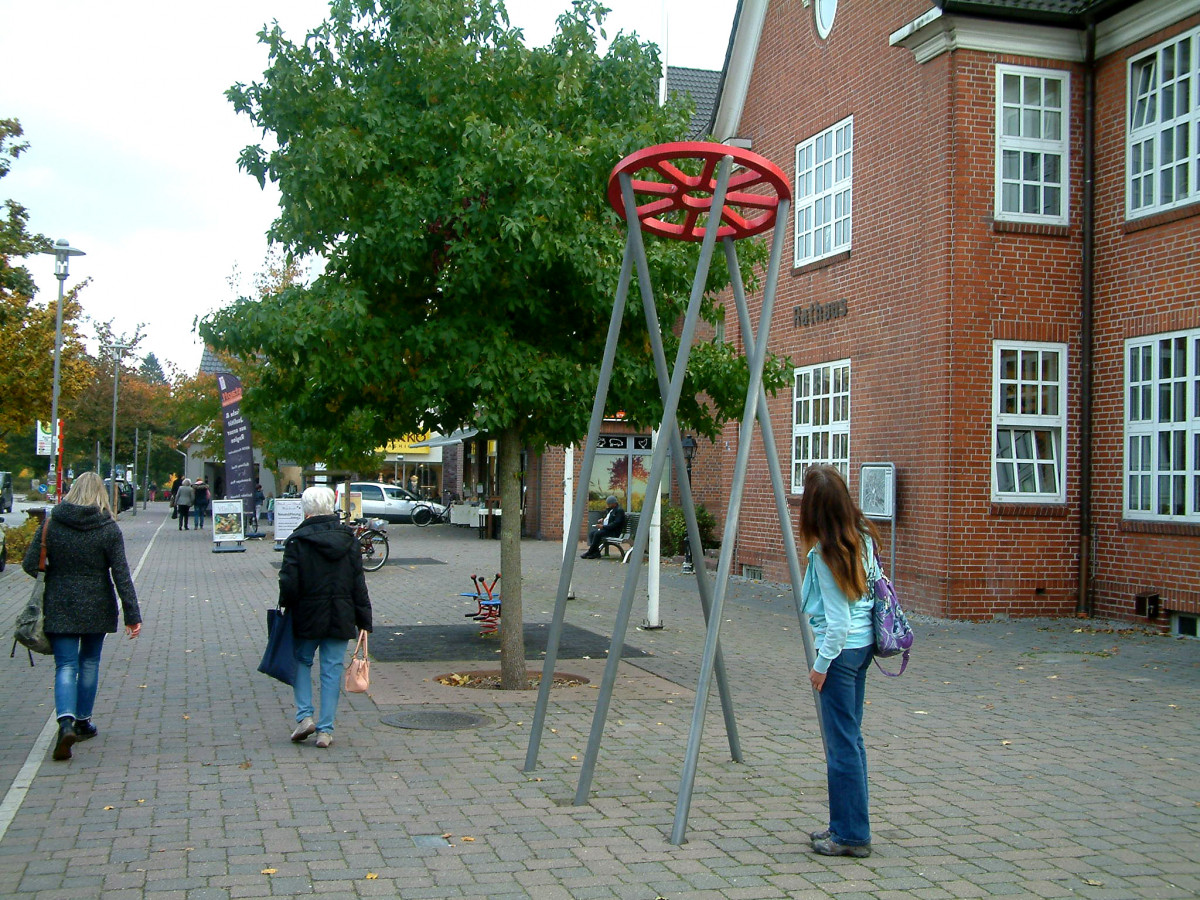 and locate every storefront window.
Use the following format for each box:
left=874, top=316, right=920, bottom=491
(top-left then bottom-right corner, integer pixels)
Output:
left=589, top=435, right=655, bottom=512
